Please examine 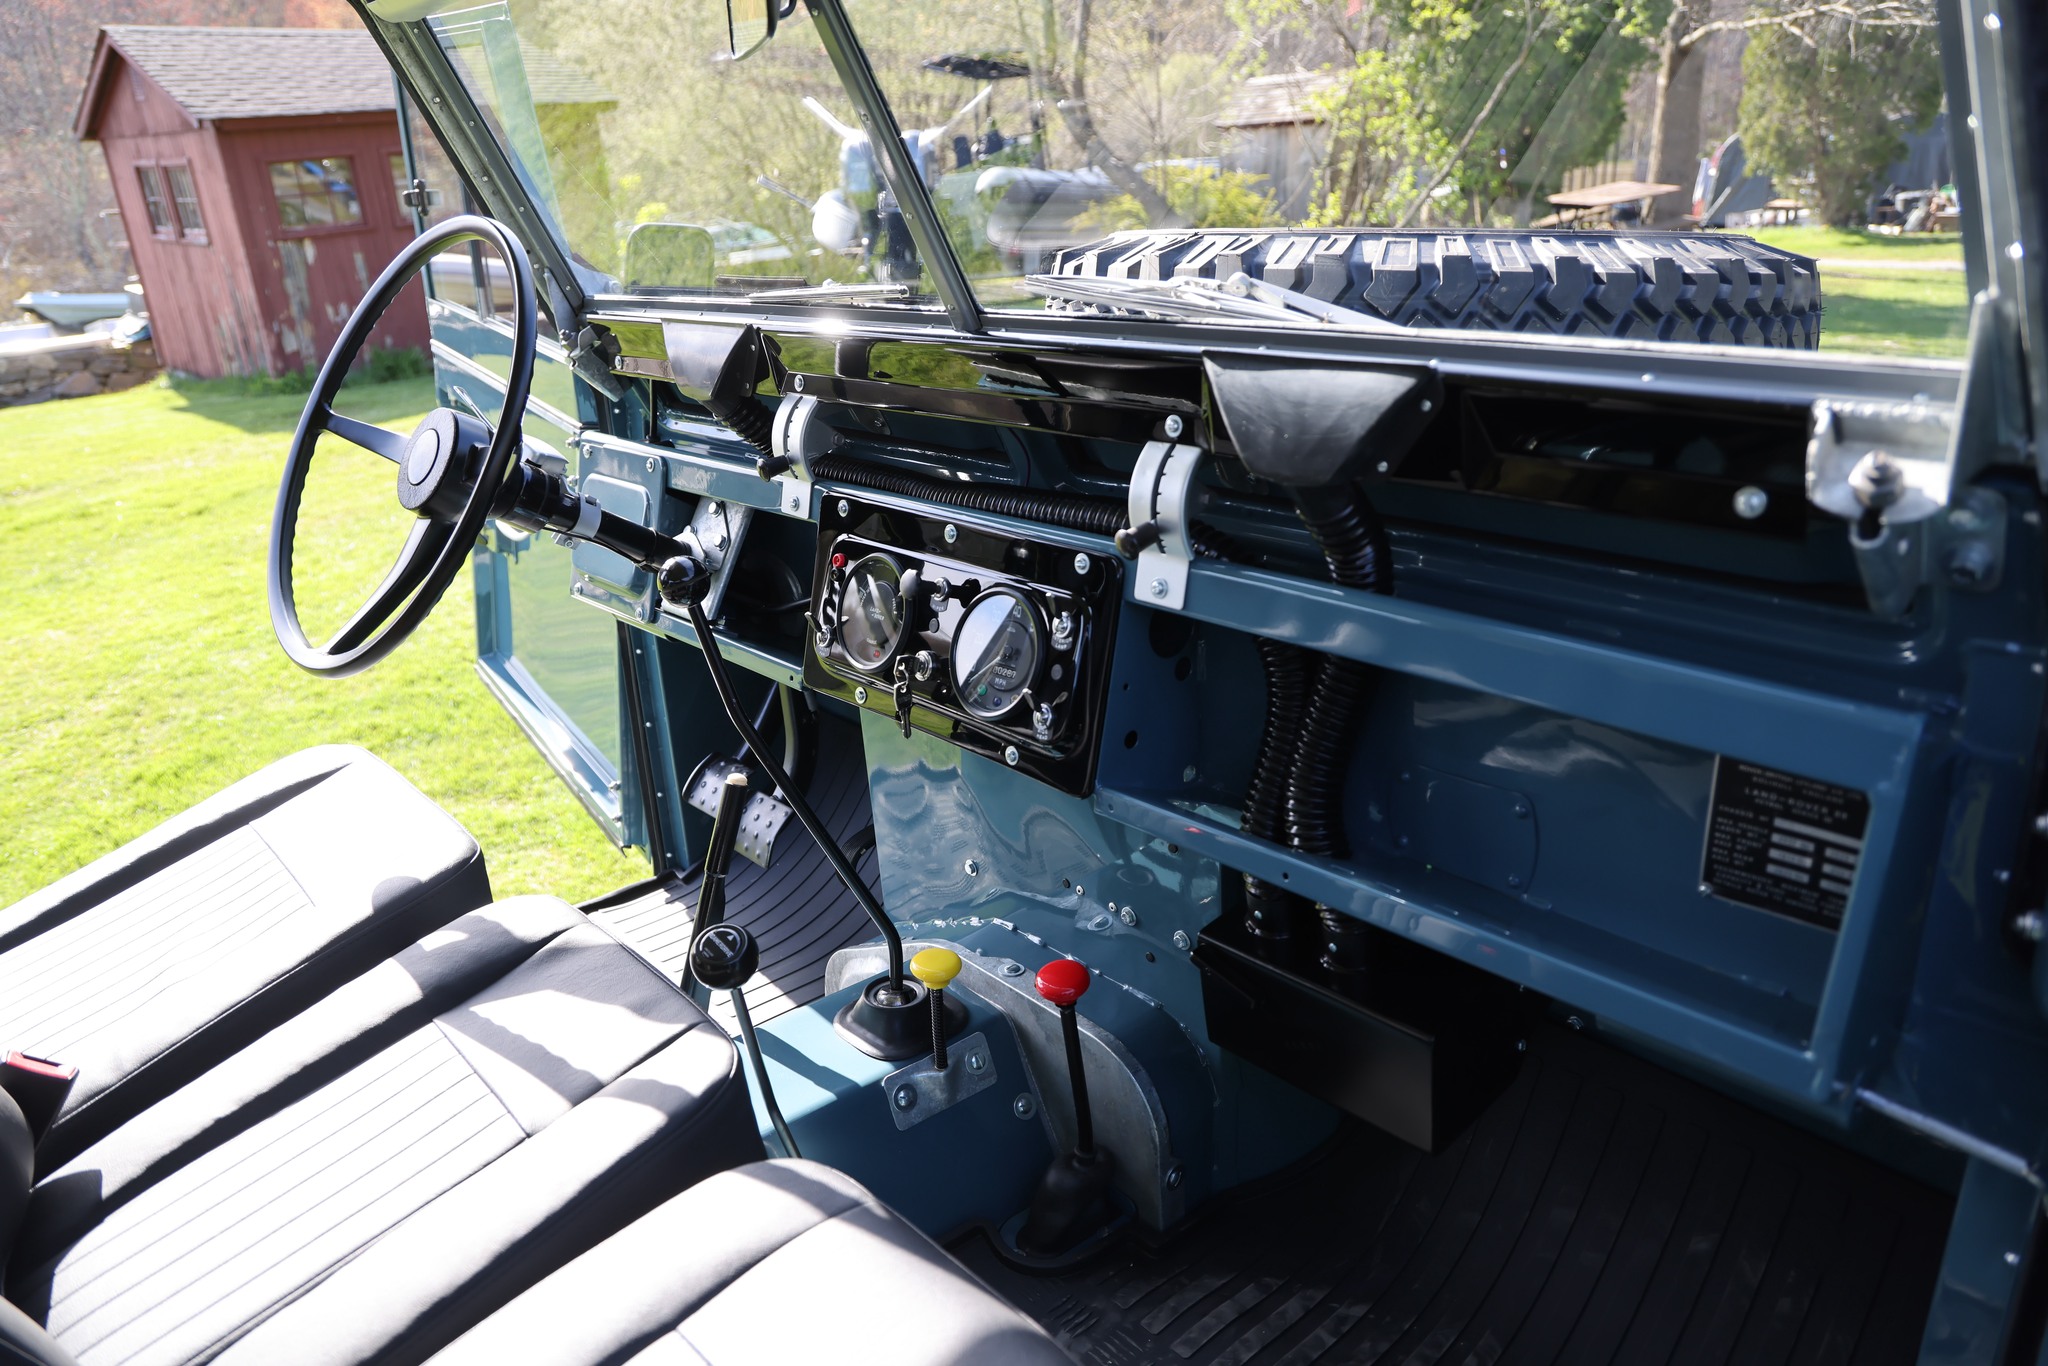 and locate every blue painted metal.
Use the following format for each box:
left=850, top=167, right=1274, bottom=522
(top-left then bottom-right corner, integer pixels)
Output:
left=1919, top=1160, right=2040, bottom=1364
left=746, top=977, right=1056, bottom=1239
